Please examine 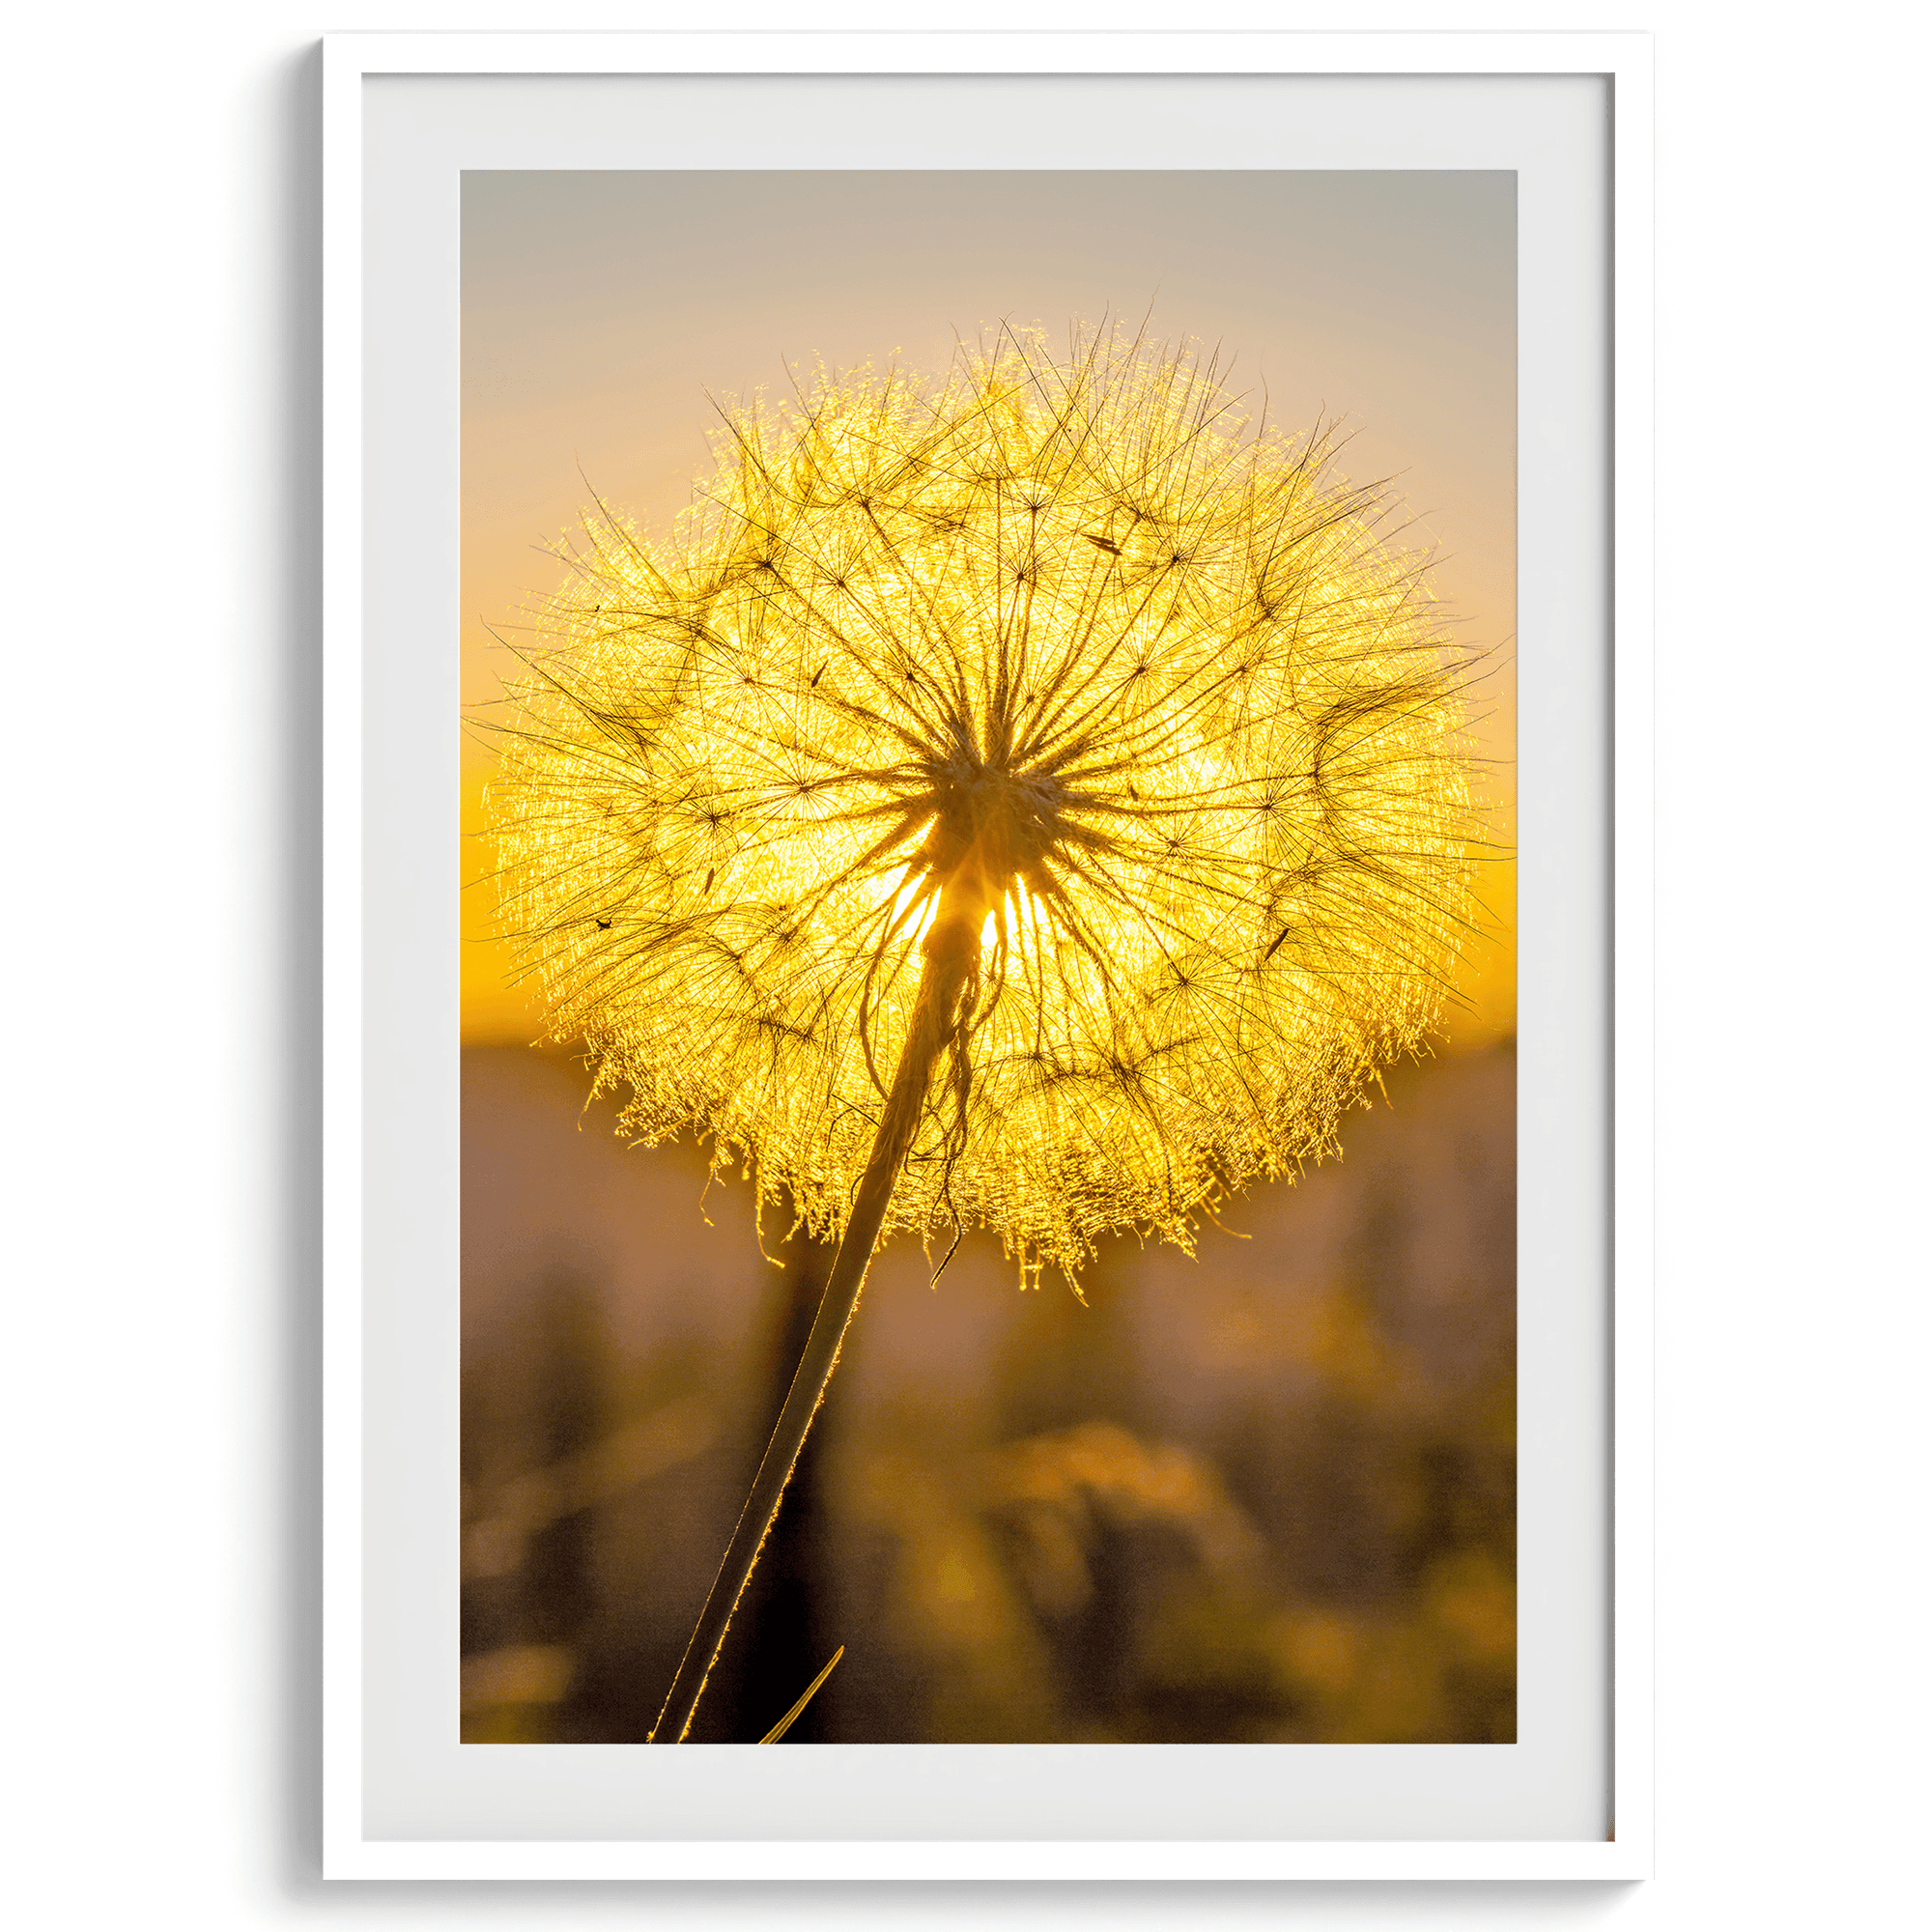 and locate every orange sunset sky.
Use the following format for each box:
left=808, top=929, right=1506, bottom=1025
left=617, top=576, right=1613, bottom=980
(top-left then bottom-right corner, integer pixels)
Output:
left=460, top=171, right=1516, bottom=1045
